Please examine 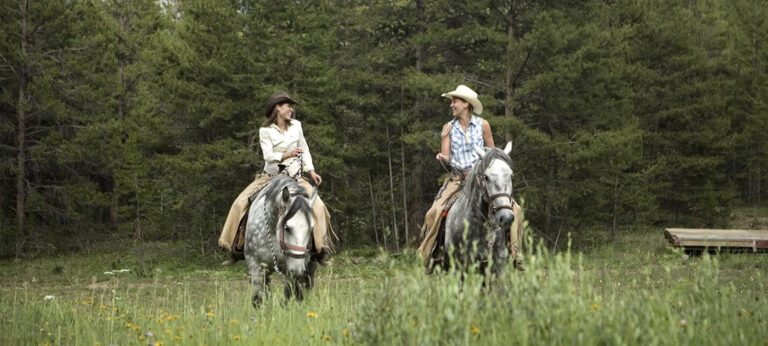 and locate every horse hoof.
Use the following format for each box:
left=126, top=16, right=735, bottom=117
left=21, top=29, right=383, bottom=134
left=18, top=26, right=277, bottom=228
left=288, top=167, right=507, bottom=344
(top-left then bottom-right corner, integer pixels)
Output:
left=251, top=294, right=262, bottom=308
left=514, top=260, right=526, bottom=272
